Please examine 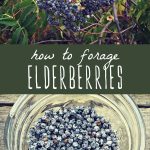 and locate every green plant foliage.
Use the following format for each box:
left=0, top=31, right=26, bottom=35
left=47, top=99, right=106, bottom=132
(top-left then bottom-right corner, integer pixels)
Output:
left=0, top=15, right=17, bottom=26
left=0, top=0, right=47, bottom=44
left=0, top=0, right=150, bottom=44
left=130, top=0, right=150, bottom=43
left=12, top=27, right=22, bottom=43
